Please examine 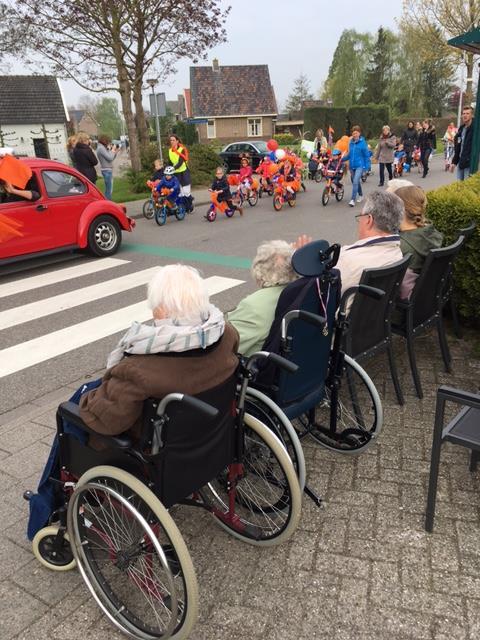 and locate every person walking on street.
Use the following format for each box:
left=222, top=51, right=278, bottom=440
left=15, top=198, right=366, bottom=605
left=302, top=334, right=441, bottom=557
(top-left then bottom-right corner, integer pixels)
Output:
left=313, top=128, right=328, bottom=155
left=418, top=119, right=436, bottom=178
left=375, top=125, right=396, bottom=186
left=169, top=134, right=194, bottom=212
left=72, top=132, right=98, bottom=184
left=96, top=134, right=119, bottom=200
left=401, top=121, right=418, bottom=170
left=452, top=106, right=475, bottom=181
left=343, top=125, right=370, bottom=207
